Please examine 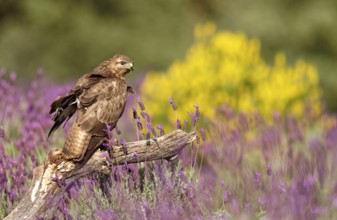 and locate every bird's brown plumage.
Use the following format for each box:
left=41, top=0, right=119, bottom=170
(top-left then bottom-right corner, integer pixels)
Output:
left=49, top=54, right=134, bottom=165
